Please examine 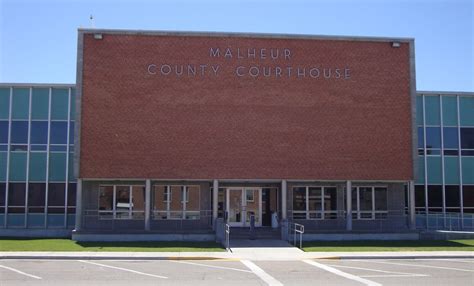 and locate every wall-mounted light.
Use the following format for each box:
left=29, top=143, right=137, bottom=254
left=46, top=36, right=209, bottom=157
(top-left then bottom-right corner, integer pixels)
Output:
left=391, top=41, right=401, bottom=48
left=94, top=33, right=103, bottom=40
